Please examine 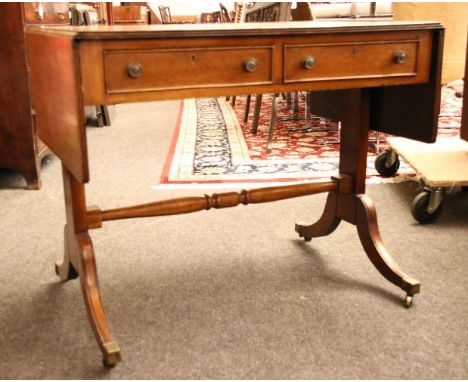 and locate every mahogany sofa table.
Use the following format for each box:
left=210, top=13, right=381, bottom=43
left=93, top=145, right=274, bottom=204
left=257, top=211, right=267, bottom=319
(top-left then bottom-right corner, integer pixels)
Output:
left=26, top=21, right=444, bottom=367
